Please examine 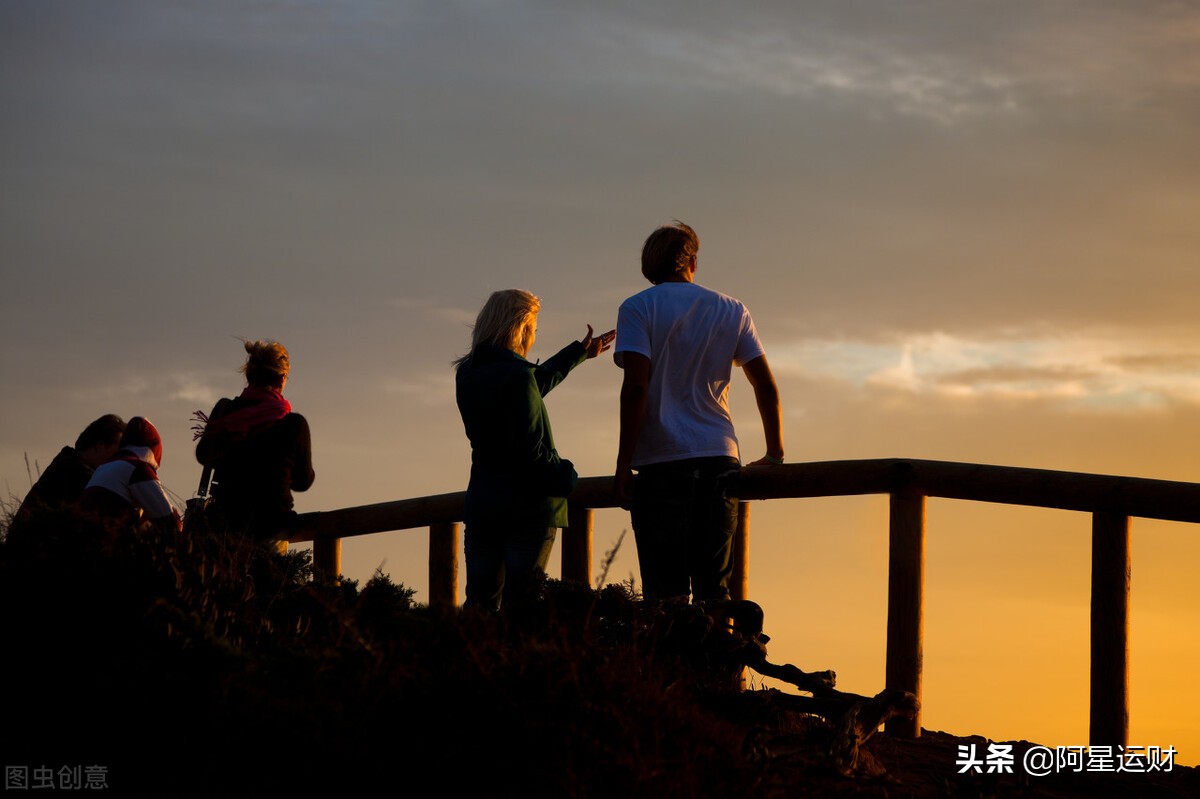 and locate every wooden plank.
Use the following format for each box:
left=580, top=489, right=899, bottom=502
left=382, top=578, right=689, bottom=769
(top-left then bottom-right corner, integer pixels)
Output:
left=312, top=535, right=341, bottom=582
left=885, top=490, right=925, bottom=738
left=902, top=459, right=1200, bottom=524
left=291, top=459, right=1200, bottom=544
left=737, top=459, right=899, bottom=501
left=563, top=506, right=593, bottom=586
left=429, top=522, right=459, bottom=610
left=1090, top=512, right=1130, bottom=747
left=290, top=491, right=466, bottom=543
left=731, top=501, right=750, bottom=602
